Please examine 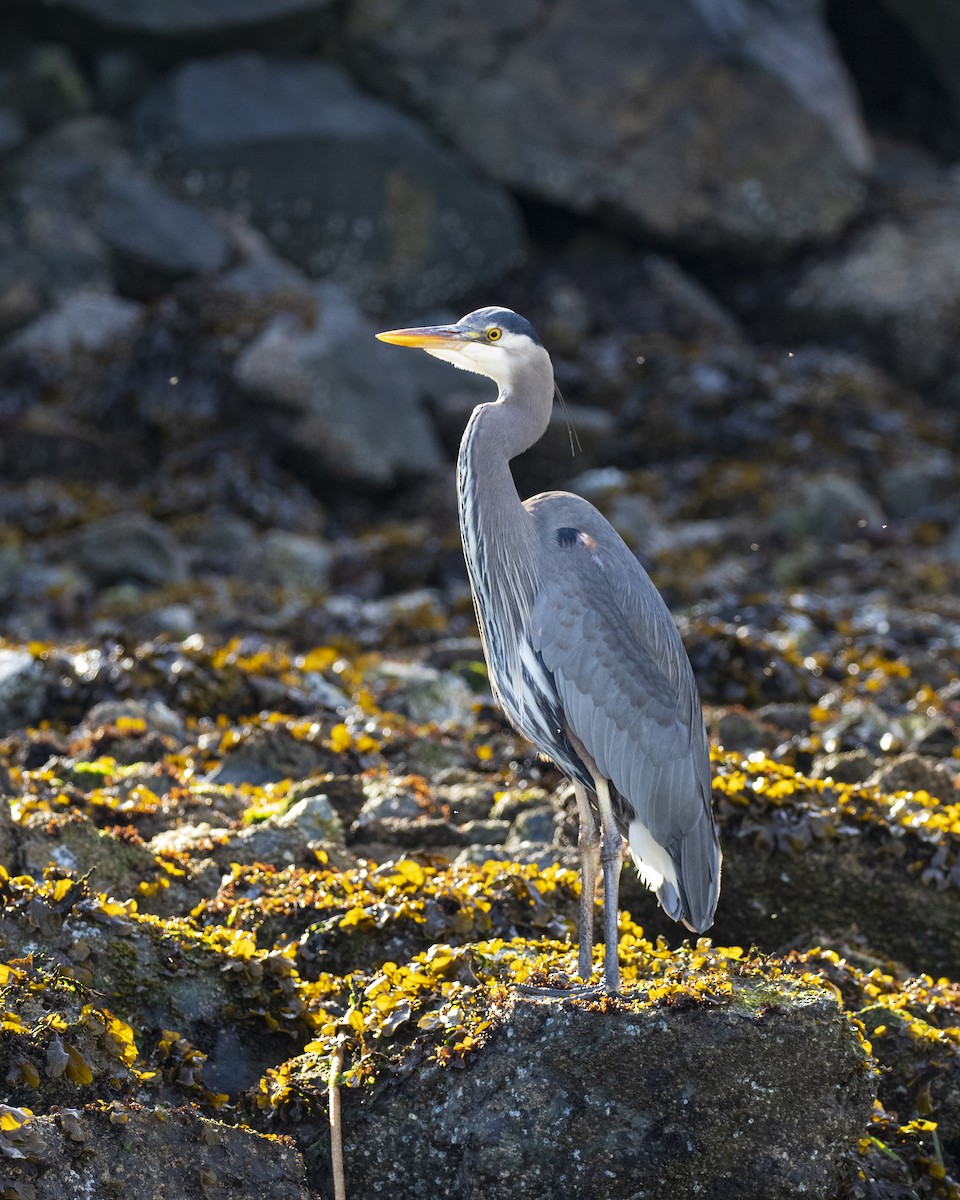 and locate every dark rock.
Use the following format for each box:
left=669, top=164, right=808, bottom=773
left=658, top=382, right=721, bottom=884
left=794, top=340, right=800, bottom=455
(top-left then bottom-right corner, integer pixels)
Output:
left=811, top=748, right=879, bottom=785
left=505, top=805, right=558, bottom=848
left=338, top=989, right=872, bottom=1200
left=341, top=0, right=870, bottom=256
left=46, top=0, right=335, bottom=35
left=94, top=168, right=232, bottom=295
left=234, top=283, right=444, bottom=488
left=0, top=107, right=26, bottom=156
left=209, top=726, right=339, bottom=786
left=876, top=0, right=960, bottom=114
left=69, top=511, right=187, bottom=586
left=0, top=1105, right=309, bottom=1200
left=0, top=43, right=92, bottom=132
left=4, top=290, right=142, bottom=377
left=133, top=54, right=524, bottom=306
left=768, top=473, right=885, bottom=541
left=786, top=201, right=960, bottom=389
left=866, top=752, right=959, bottom=799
